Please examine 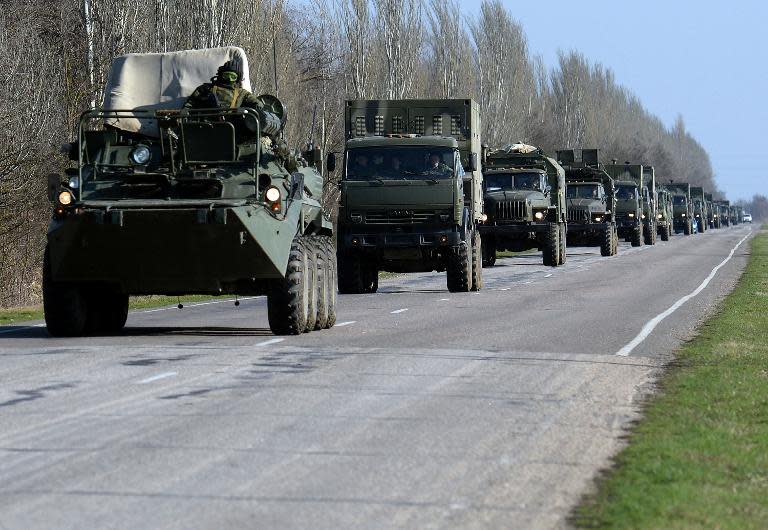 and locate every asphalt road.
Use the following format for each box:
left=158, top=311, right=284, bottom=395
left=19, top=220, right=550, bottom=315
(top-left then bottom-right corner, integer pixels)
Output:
left=0, top=225, right=753, bottom=529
